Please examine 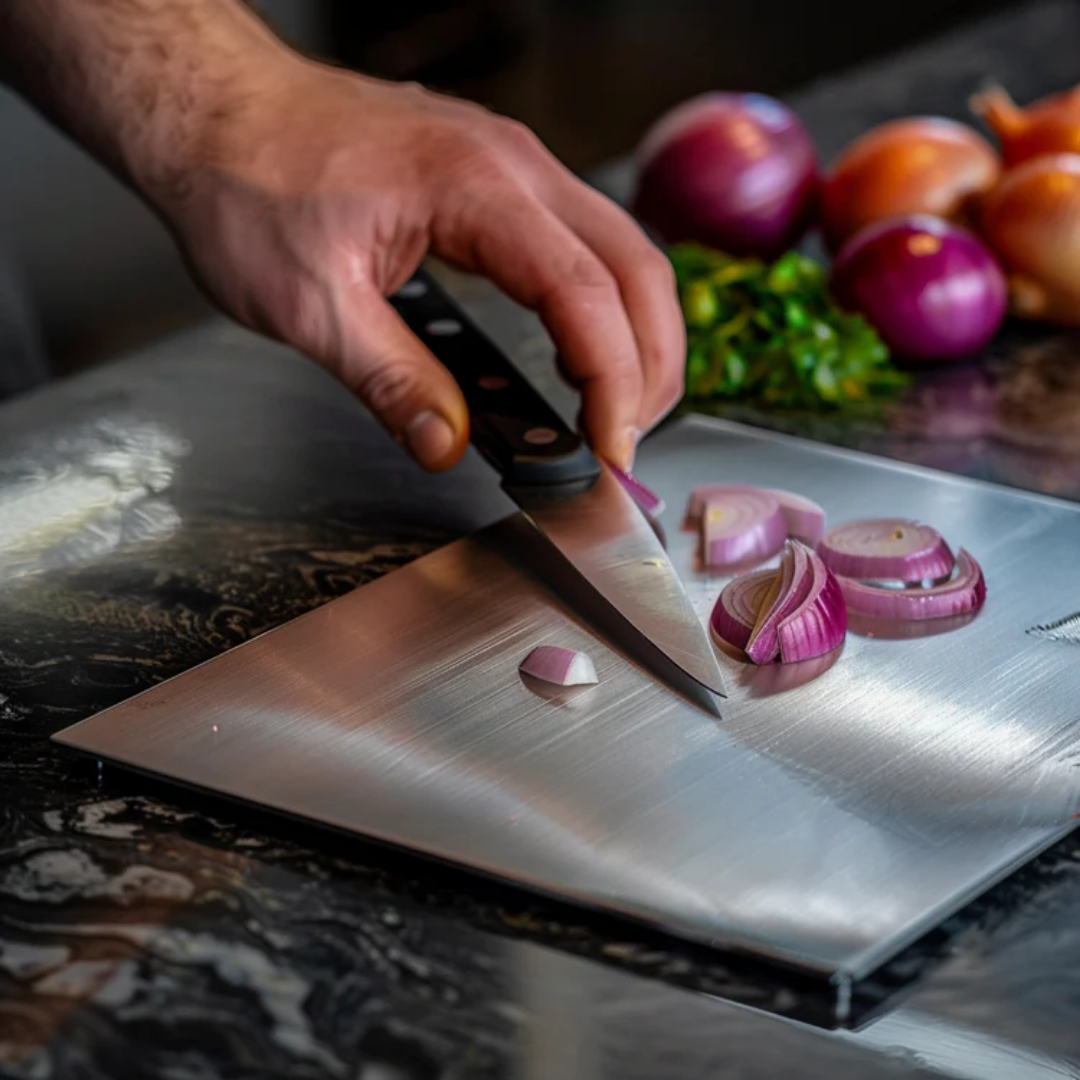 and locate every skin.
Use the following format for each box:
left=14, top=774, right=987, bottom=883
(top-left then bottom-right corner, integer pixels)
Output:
left=0, top=0, right=685, bottom=471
